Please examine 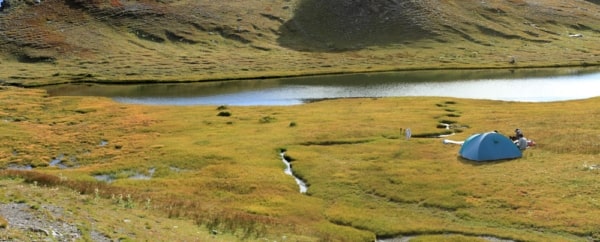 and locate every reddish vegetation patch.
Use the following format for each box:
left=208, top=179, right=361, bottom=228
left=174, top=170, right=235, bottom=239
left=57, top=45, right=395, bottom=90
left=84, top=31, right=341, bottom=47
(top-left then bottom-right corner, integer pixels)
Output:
left=110, top=0, right=123, bottom=7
